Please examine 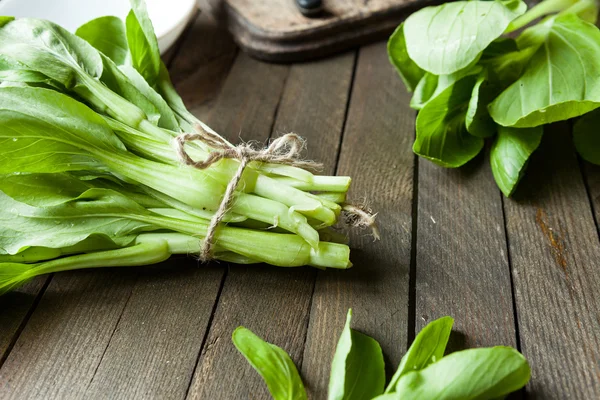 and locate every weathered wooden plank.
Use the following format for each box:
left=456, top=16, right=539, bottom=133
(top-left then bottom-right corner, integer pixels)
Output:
left=0, top=270, right=137, bottom=399
left=0, top=278, right=46, bottom=363
left=186, top=51, right=355, bottom=400
left=415, top=152, right=517, bottom=351
left=301, top=41, right=413, bottom=398
left=504, top=123, right=600, bottom=398
left=83, top=263, right=223, bottom=399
